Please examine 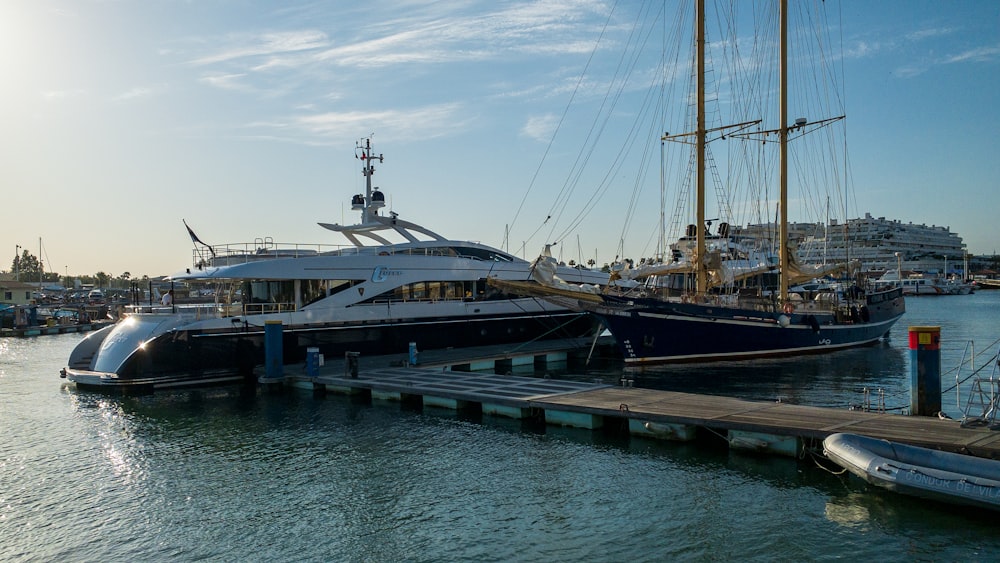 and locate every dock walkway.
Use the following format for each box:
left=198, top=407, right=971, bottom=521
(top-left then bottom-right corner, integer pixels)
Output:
left=269, top=338, right=1000, bottom=460
left=1, top=321, right=112, bottom=338
left=537, top=386, right=1000, bottom=458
